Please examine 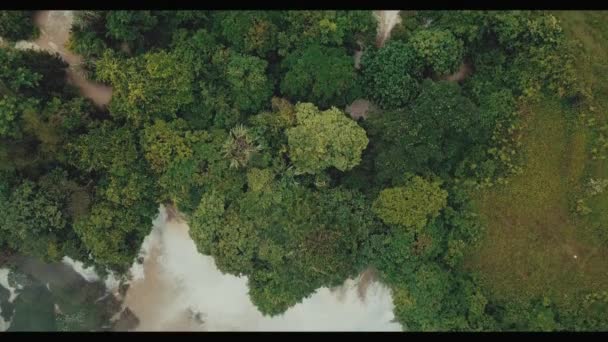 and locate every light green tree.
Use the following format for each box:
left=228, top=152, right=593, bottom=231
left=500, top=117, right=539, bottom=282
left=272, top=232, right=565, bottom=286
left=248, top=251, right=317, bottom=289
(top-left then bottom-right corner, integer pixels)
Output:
left=96, top=50, right=194, bottom=126
left=410, top=29, right=464, bottom=76
left=373, top=174, right=448, bottom=230
left=286, top=103, right=368, bottom=174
